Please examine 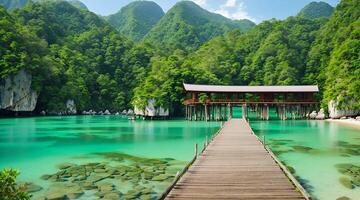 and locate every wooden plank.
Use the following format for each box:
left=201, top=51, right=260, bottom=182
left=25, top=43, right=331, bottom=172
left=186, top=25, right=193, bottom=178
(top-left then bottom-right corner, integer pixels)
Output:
left=164, top=119, right=307, bottom=200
